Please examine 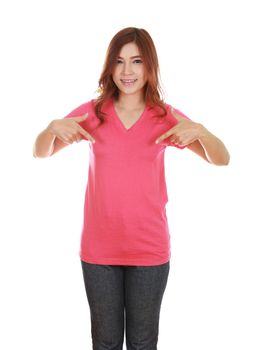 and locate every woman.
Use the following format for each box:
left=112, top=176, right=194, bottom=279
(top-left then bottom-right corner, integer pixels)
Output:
left=33, top=27, right=230, bottom=350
